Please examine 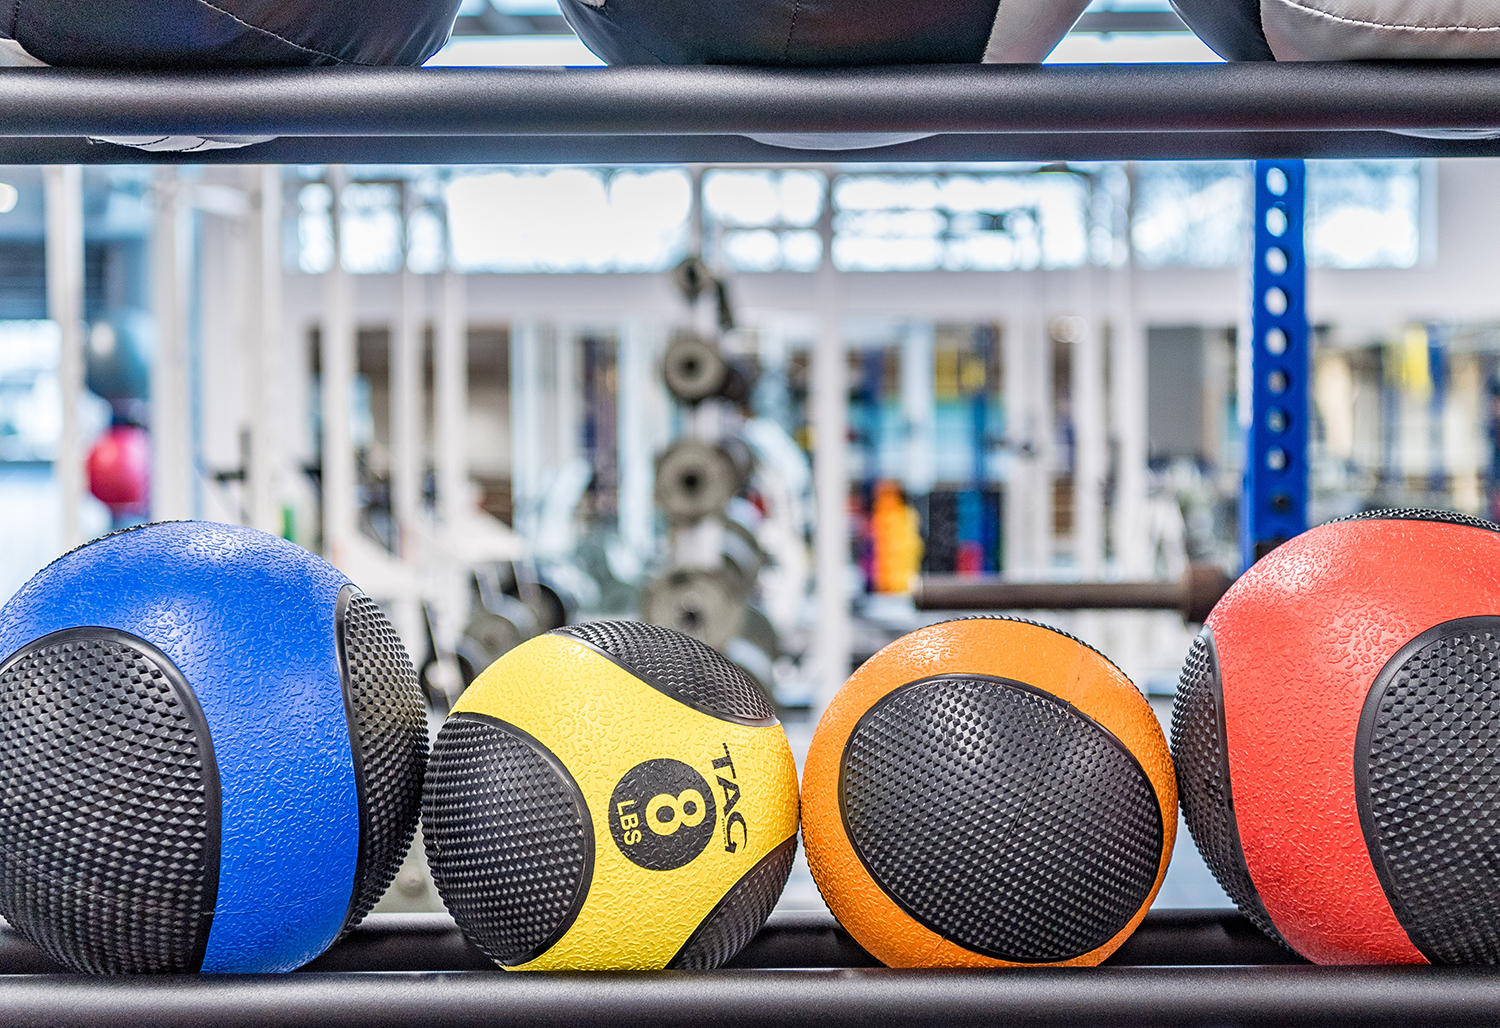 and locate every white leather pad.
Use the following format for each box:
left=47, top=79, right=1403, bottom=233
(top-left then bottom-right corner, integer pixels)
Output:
left=1263, top=0, right=1500, bottom=59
